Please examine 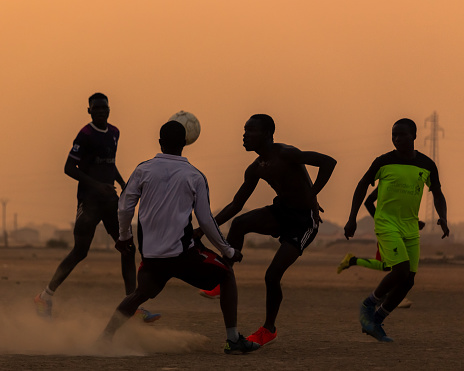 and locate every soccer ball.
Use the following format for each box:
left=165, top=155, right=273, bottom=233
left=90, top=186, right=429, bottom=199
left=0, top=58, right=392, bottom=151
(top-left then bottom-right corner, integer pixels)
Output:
left=168, top=110, right=201, bottom=145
